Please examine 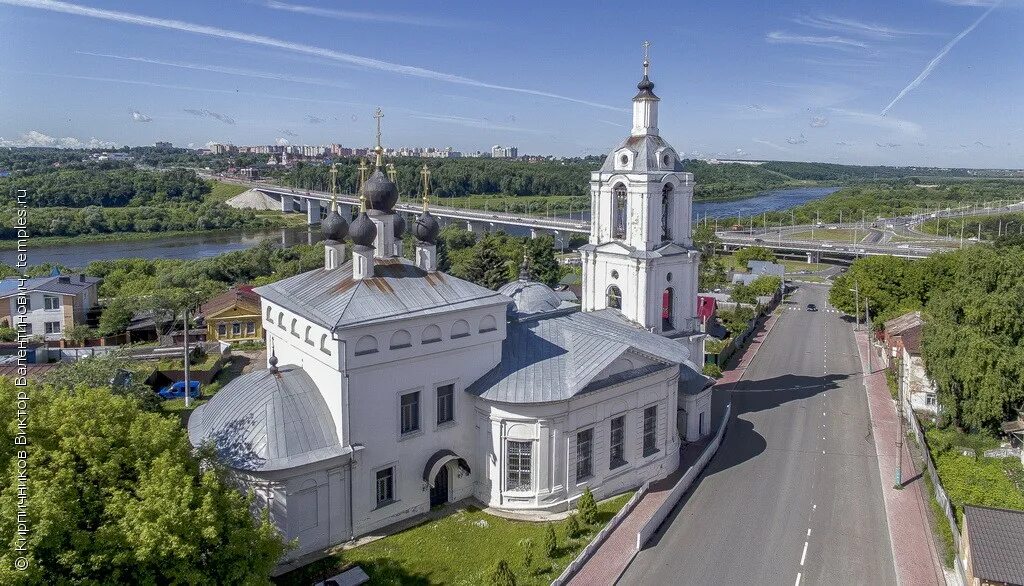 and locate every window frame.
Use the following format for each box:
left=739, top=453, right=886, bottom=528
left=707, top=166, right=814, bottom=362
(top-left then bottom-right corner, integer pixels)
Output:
left=661, top=183, right=674, bottom=241
left=43, top=295, right=60, bottom=311
left=217, top=323, right=227, bottom=336
left=576, top=427, right=594, bottom=482
left=375, top=466, right=396, bottom=508
left=607, top=285, right=622, bottom=310
left=643, top=405, right=659, bottom=457
left=610, top=415, right=627, bottom=469
left=44, top=321, right=61, bottom=334
left=612, top=183, right=628, bottom=240
left=505, top=440, right=533, bottom=493
left=399, top=390, right=421, bottom=436
left=435, top=382, right=456, bottom=427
